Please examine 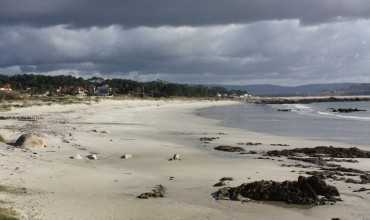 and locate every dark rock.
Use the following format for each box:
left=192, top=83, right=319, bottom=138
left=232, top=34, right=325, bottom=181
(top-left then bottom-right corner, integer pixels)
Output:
left=220, top=177, right=234, bottom=182
left=237, top=142, right=262, bottom=146
left=256, top=157, right=272, bottom=160
left=213, top=181, right=227, bottom=187
left=353, top=187, right=370, bottom=192
left=212, top=176, right=340, bottom=205
left=137, top=185, right=166, bottom=199
left=214, top=177, right=234, bottom=187
left=325, top=158, right=358, bottom=163
left=270, top=144, right=290, bottom=147
left=277, top=108, right=292, bottom=112
left=287, top=156, right=328, bottom=166
left=329, top=108, right=367, bottom=113
left=266, top=146, right=370, bottom=158
left=214, top=145, right=245, bottom=153
left=240, top=150, right=258, bottom=155
left=200, top=137, right=219, bottom=142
